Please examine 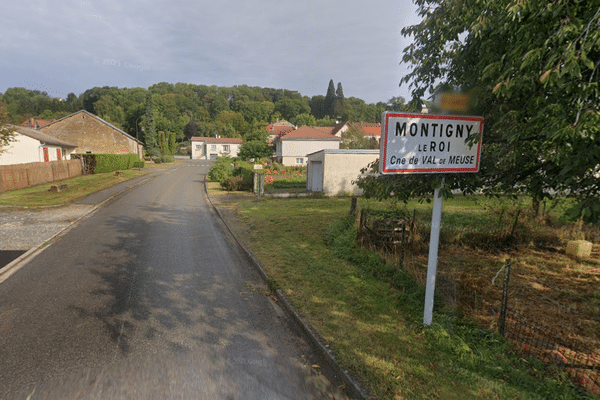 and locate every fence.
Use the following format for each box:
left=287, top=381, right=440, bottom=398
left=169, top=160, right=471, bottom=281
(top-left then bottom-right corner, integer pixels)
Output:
left=0, top=159, right=83, bottom=192
left=356, top=208, right=600, bottom=395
